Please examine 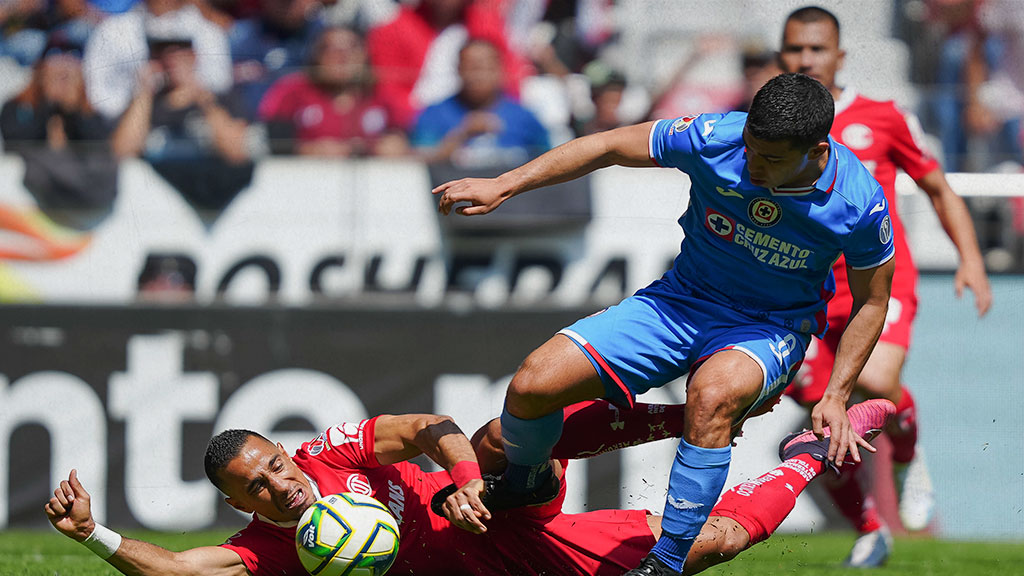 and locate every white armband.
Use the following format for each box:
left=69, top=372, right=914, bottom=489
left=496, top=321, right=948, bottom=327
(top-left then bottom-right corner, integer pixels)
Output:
left=82, top=522, right=123, bottom=559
